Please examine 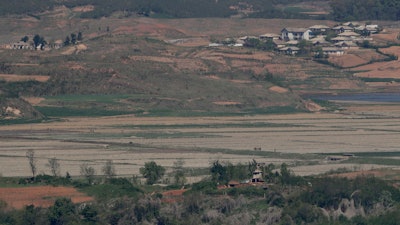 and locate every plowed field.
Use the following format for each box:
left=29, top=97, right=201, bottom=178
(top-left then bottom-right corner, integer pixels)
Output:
left=0, top=186, right=93, bottom=209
